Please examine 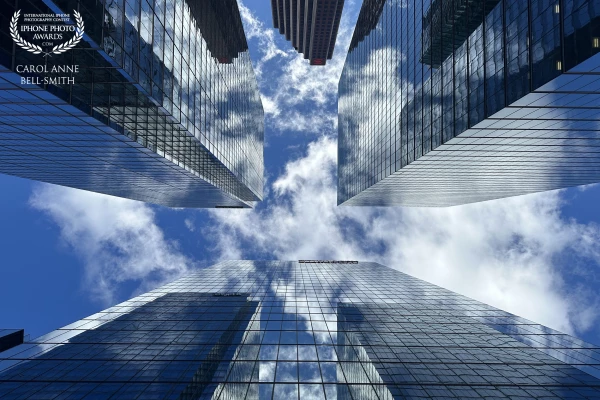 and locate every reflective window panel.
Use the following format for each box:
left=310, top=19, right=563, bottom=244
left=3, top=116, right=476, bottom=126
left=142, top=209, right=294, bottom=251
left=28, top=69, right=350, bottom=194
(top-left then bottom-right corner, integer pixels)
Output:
left=1, top=261, right=599, bottom=399
left=0, top=0, right=264, bottom=208
left=339, top=0, right=600, bottom=206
